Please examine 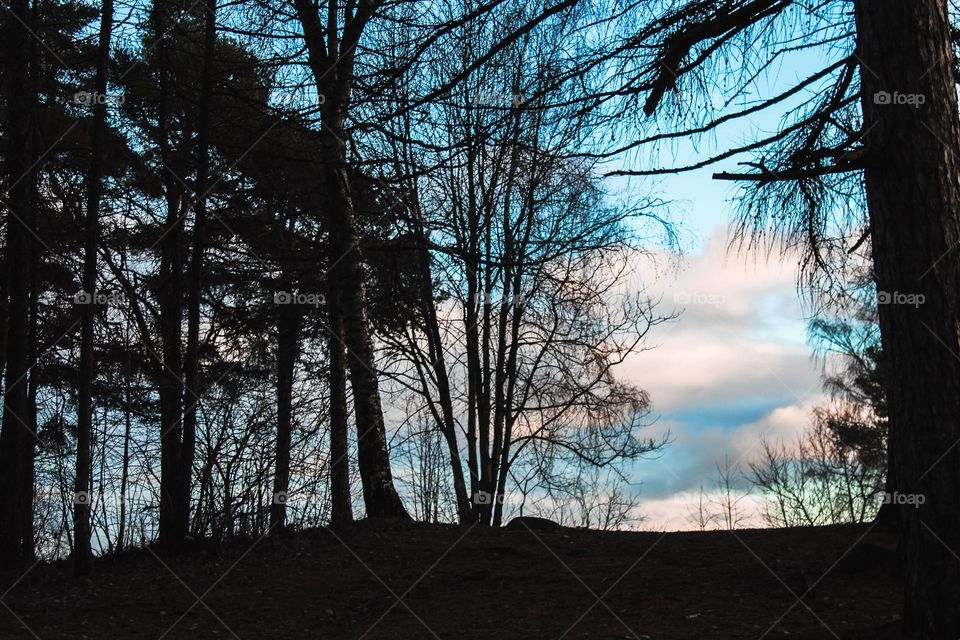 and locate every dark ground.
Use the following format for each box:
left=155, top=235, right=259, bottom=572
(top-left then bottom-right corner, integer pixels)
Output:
left=0, top=521, right=901, bottom=639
